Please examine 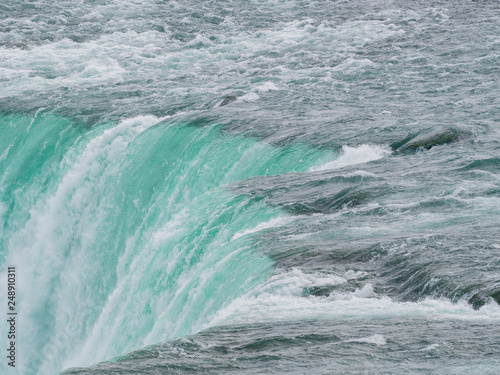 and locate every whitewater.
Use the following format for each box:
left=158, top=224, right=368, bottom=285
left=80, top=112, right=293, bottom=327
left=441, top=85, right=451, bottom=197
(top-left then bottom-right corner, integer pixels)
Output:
left=1, top=1, right=500, bottom=374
